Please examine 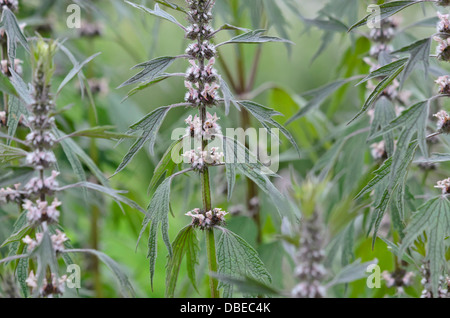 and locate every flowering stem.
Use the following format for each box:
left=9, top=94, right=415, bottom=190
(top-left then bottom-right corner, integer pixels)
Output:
left=200, top=112, right=219, bottom=297
left=205, top=227, right=219, bottom=298
left=201, top=166, right=212, bottom=211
